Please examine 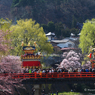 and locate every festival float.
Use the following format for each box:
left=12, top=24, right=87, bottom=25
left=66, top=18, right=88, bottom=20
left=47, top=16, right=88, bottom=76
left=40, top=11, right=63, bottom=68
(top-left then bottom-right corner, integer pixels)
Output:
left=88, top=47, right=95, bottom=68
left=21, top=42, right=42, bottom=68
